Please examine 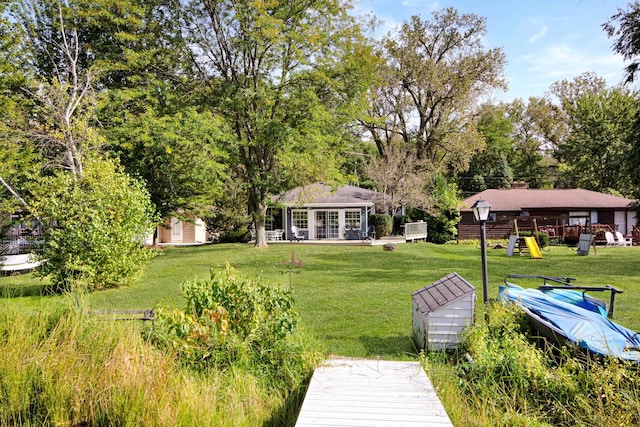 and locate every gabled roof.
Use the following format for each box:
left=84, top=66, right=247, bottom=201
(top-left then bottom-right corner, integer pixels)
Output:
left=274, top=183, right=382, bottom=207
left=412, top=272, right=475, bottom=314
left=461, top=189, right=635, bottom=213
